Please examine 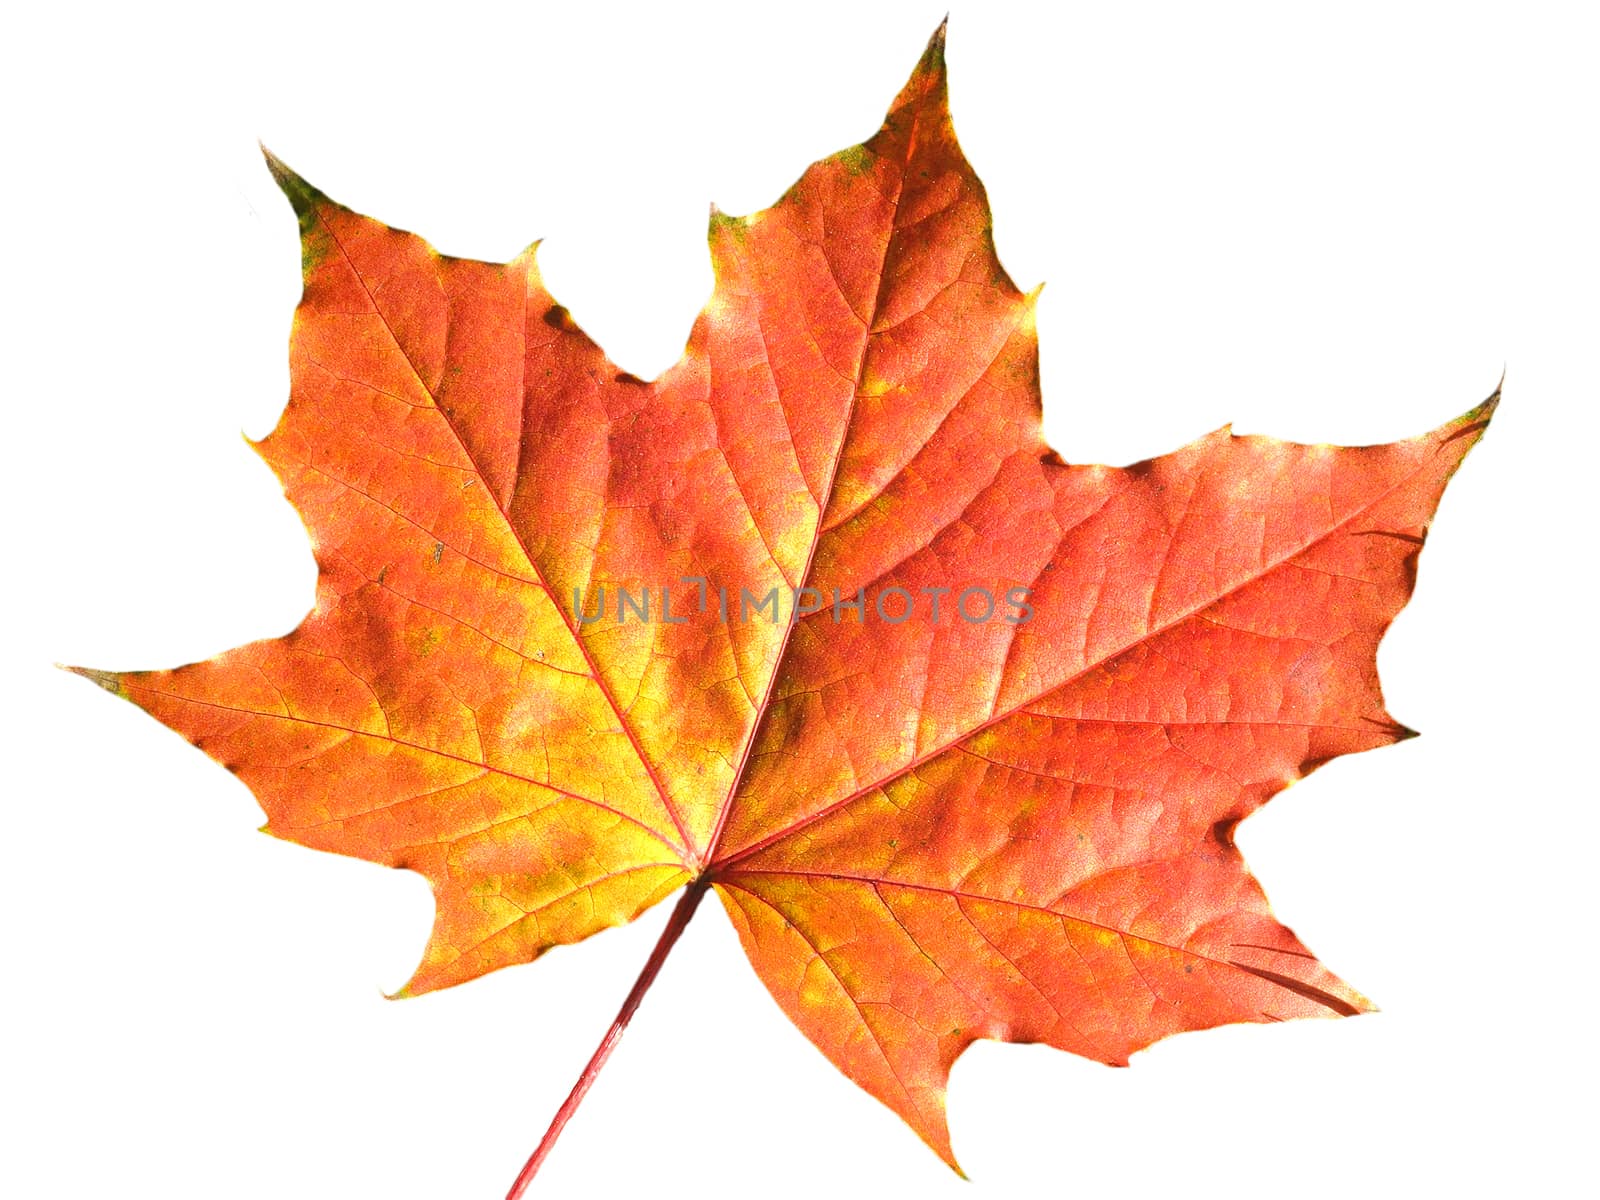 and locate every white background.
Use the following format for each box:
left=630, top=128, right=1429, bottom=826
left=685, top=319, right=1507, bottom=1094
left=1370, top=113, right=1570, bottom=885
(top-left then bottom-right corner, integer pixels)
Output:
left=3, top=2, right=1596, bottom=1197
